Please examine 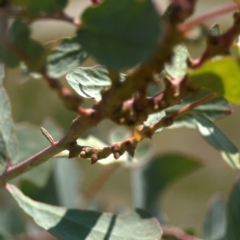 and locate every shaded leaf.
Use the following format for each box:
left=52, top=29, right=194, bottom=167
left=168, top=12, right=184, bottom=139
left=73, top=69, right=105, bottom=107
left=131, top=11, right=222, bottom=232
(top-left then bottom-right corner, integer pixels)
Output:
left=193, top=113, right=240, bottom=169
left=225, top=178, right=240, bottom=240
left=76, top=0, right=160, bottom=69
left=0, top=19, right=46, bottom=69
left=133, top=154, right=201, bottom=222
left=7, top=184, right=162, bottom=240
left=203, top=195, right=227, bottom=240
left=16, top=118, right=63, bottom=187
left=166, top=89, right=232, bottom=129
left=0, top=63, right=18, bottom=165
left=165, top=44, right=189, bottom=79
left=188, top=57, right=240, bottom=104
left=47, top=37, right=88, bottom=78
left=54, top=159, right=82, bottom=208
